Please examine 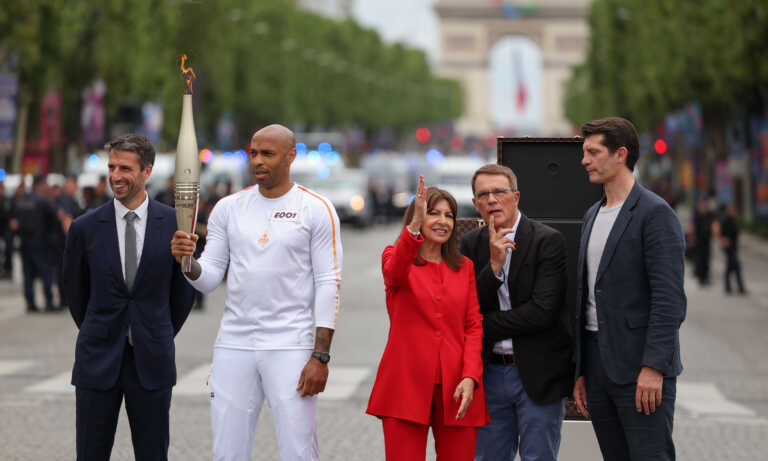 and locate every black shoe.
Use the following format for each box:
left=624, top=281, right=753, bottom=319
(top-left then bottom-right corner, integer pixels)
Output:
left=26, top=306, right=40, bottom=313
